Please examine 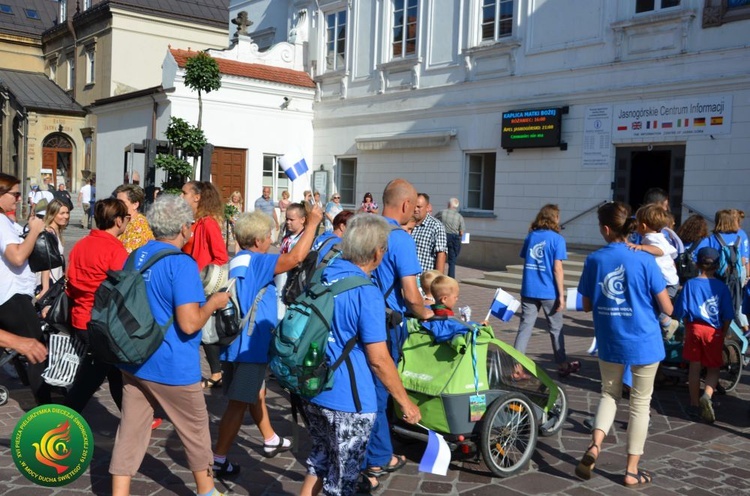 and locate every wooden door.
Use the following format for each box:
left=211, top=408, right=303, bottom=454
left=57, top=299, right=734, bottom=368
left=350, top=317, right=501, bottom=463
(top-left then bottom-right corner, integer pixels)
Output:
left=211, top=147, right=247, bottom=209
